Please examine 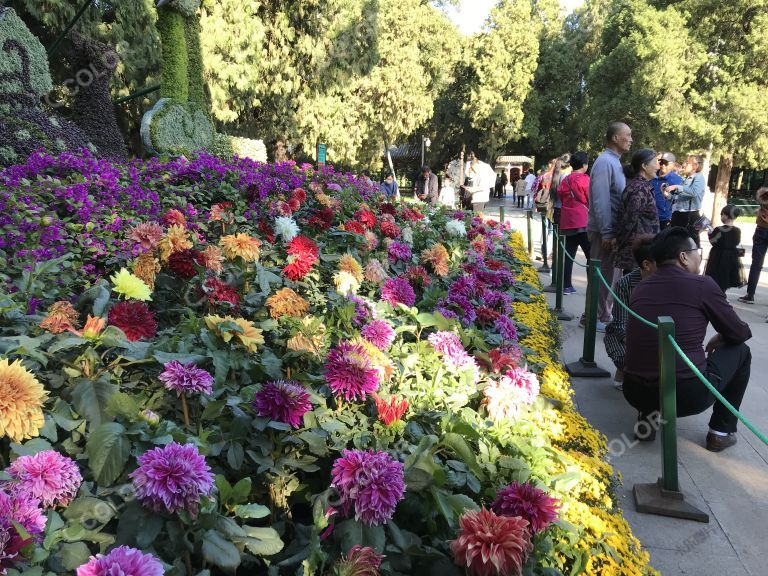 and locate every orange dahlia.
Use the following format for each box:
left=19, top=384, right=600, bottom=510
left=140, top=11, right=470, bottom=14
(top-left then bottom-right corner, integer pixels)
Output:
left=69, top=315, right=107, bottom=339
left=198, top=245, right=225, bottom=273
left=158, top=224, right=193, bottom=262
left=266, top=287, right=310, bottom=319
left=421, top=244, right=450, bottom=277
left=0, top=359, right=48, bottom=442
left=132, top=250, right=161, bottom=290
left=220, top=233, right=262, bottom=262
left=39, top=301, right=79, bottom=334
